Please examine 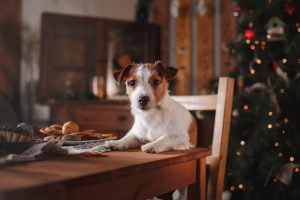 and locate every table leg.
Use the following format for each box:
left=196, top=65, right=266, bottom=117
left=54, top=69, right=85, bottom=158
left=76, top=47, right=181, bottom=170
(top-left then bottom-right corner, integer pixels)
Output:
left=187, top=157, right=206, bottom=200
